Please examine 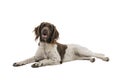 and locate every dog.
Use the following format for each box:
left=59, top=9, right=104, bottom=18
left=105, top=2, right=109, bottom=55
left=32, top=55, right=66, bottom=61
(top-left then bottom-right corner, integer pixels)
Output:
left=13, top=22, right=109, bottom=68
